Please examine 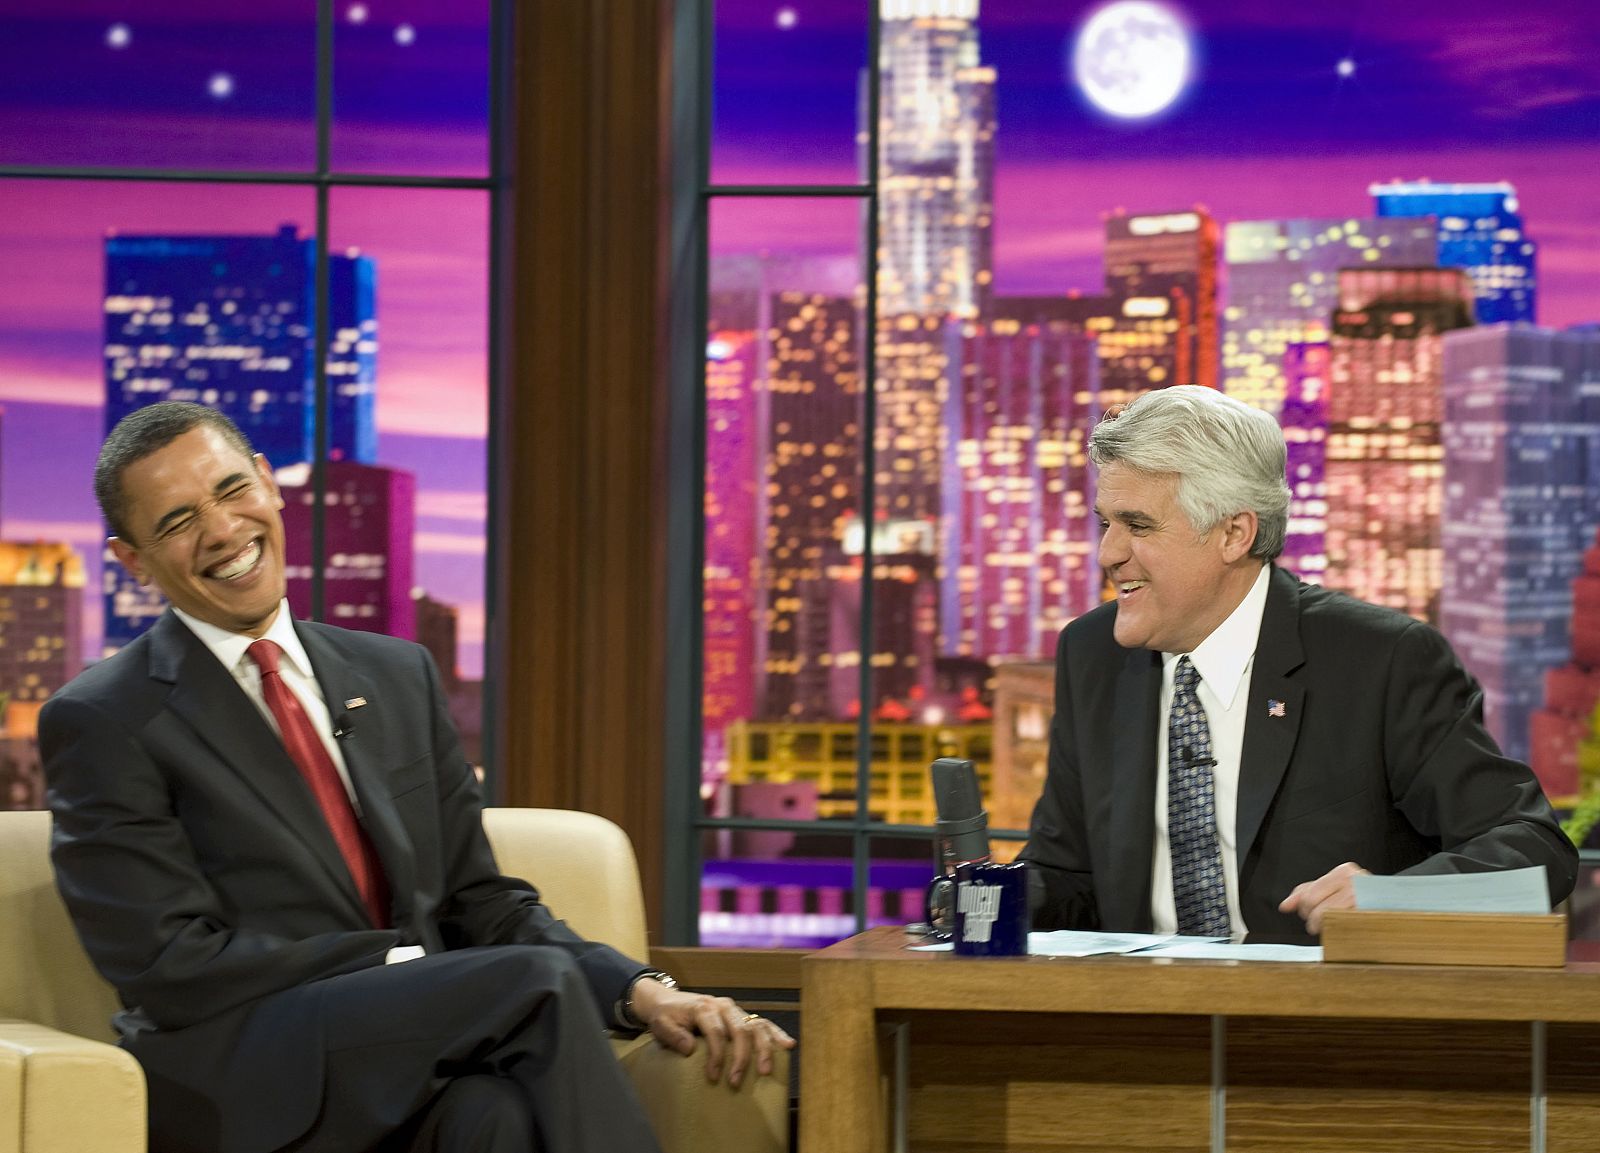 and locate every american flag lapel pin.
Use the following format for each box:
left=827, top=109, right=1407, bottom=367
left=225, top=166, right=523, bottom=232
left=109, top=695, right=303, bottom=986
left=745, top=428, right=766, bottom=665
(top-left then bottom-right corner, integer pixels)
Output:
left=344, top=697, right=369, bottom=710
left=1266, top=699, right=1286, bottom=718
